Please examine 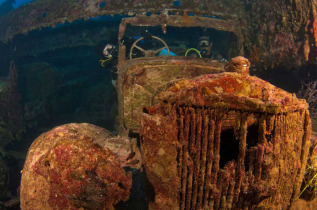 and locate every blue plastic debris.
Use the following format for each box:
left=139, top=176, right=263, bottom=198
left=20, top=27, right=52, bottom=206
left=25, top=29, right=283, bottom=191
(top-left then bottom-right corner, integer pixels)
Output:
left=158, top=48, right=177, bottom=56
